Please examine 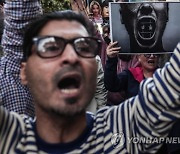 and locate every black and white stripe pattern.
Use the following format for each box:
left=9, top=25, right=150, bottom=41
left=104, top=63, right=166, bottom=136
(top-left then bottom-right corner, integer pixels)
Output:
left=0, top=43, right=179, bottom=154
